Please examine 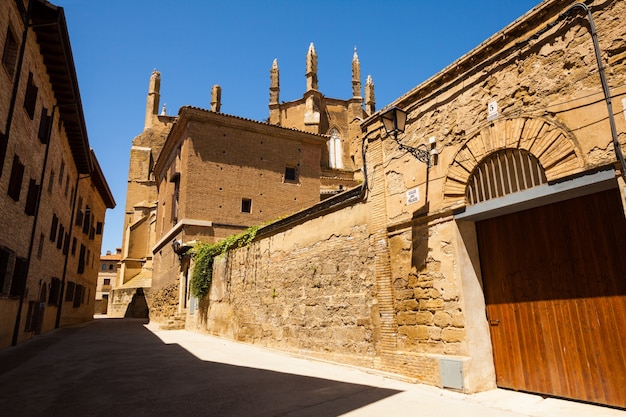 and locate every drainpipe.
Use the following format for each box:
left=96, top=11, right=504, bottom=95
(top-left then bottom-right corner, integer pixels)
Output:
left=565, top=3, right=626, bottom=179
